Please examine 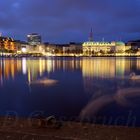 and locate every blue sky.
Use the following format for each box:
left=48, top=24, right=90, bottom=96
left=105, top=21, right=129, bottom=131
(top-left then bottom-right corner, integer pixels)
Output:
left=0, top=0, right=140, bottom=43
